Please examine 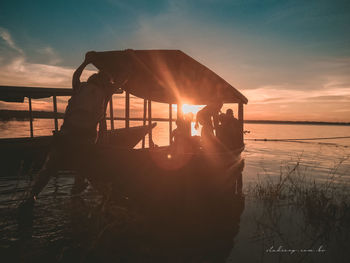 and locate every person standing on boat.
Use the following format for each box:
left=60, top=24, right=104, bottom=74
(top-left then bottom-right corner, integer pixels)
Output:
left=228, top=109, right=243, bottom=148
left=22, top=51, right=119, bottom=206
left=194, top=102, right=222, bottom=140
